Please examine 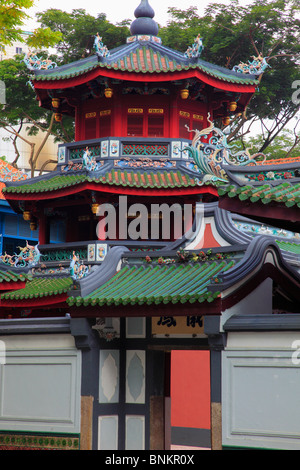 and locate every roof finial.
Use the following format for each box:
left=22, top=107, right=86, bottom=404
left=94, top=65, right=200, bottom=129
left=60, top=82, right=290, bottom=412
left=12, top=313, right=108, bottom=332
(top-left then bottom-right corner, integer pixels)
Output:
left=130, top=0, right=159, bottom=36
